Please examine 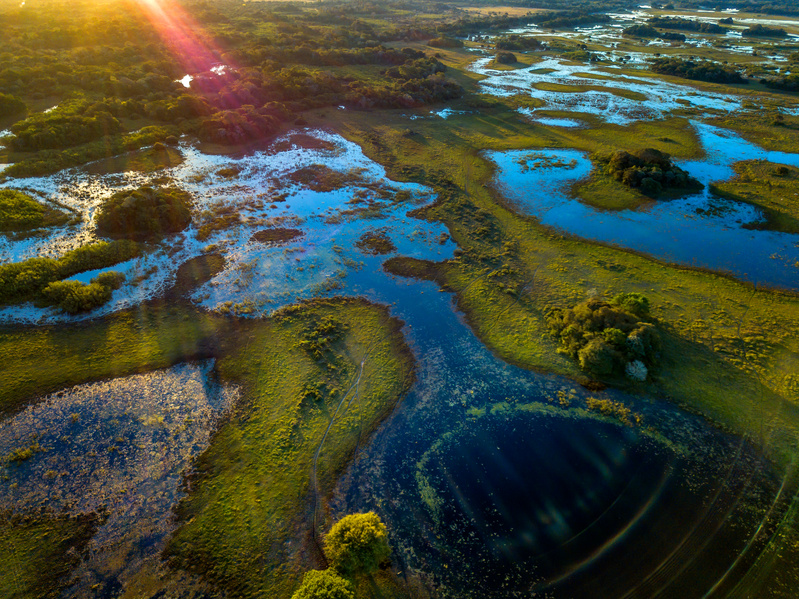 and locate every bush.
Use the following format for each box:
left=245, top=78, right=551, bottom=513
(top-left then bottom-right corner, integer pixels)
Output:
left=291, top=570, right=354, bottom=599
left=323, top=512, right=391, bottom=576
left=95, top=186, right=192, bottom=240
left=91, top=270, right=125, bottom=290
left=546, top=295, right=660, bottom=379
left=0, top=92, right=27, bottom=118
left=41, top=280, right=112, bottom=314
left=496, top=51, right=517, bottom=64
left=0, top=189, right=45, bottom=231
